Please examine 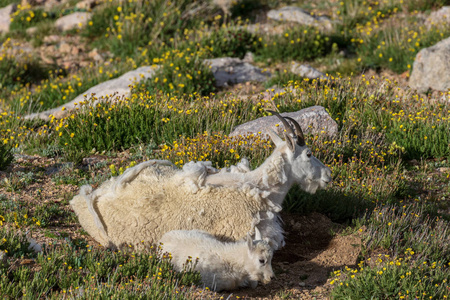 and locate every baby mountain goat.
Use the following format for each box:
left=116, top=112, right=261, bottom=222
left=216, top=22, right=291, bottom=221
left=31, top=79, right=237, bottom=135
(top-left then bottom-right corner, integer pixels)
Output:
left=70, top=111, right=332, bottom=250
left=159, top=228, right=274, bottom=291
